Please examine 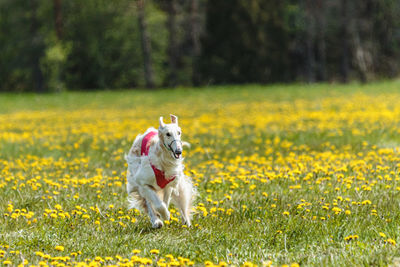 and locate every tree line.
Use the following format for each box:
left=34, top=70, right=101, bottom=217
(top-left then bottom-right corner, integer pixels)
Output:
left=0, top=0, right=399, bottom=92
